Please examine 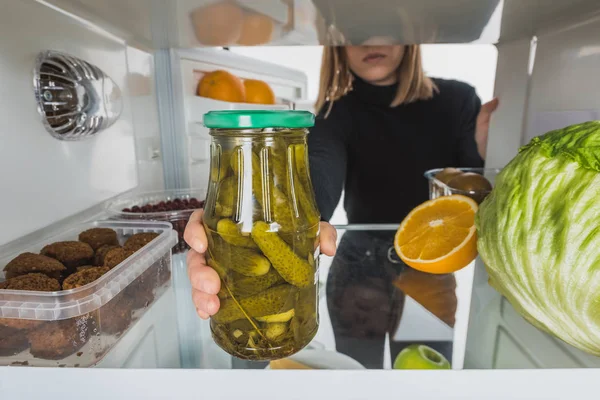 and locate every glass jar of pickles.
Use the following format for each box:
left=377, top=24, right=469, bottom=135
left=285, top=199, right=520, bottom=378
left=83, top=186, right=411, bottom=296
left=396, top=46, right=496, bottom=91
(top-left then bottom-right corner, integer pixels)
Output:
left=202, top=110, right=321, bottom=360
